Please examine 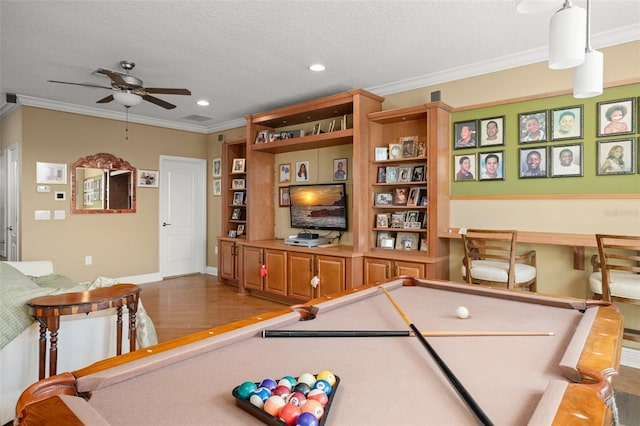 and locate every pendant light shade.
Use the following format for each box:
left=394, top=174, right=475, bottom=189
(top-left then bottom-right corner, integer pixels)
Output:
left=113, top=91, right=143, bottom=107
left=516, top=0, right=562, bottom=14
left=548, top=3, right=586, bottom=69
left=573, top=49, right=603, bottom=98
